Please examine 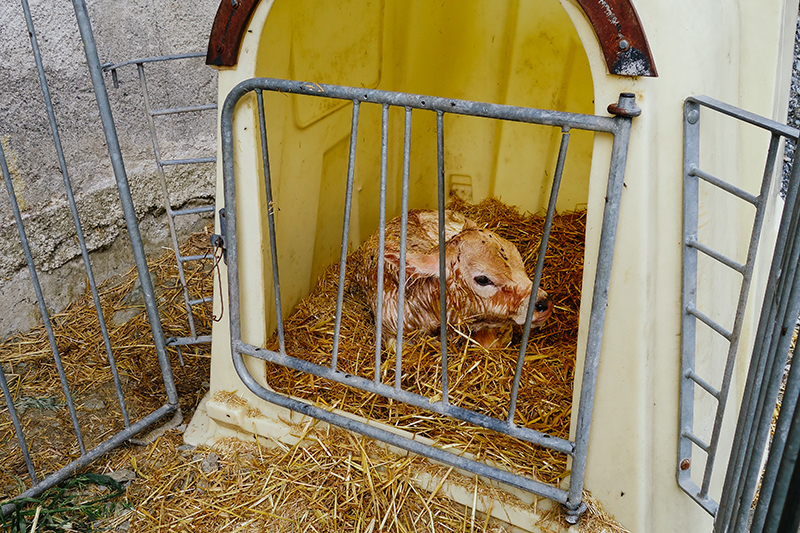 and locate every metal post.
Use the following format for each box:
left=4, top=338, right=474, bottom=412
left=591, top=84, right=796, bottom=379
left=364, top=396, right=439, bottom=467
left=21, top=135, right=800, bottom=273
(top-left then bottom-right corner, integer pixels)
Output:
left=71, top=0, right=178, bottom=406
left=436, top=110, right=449, bottom=404
left=332, top=101, right=361, bottom=371
left=566, top=94, right=638, bottom=522
left=256, top=90, right=285, bottom=354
